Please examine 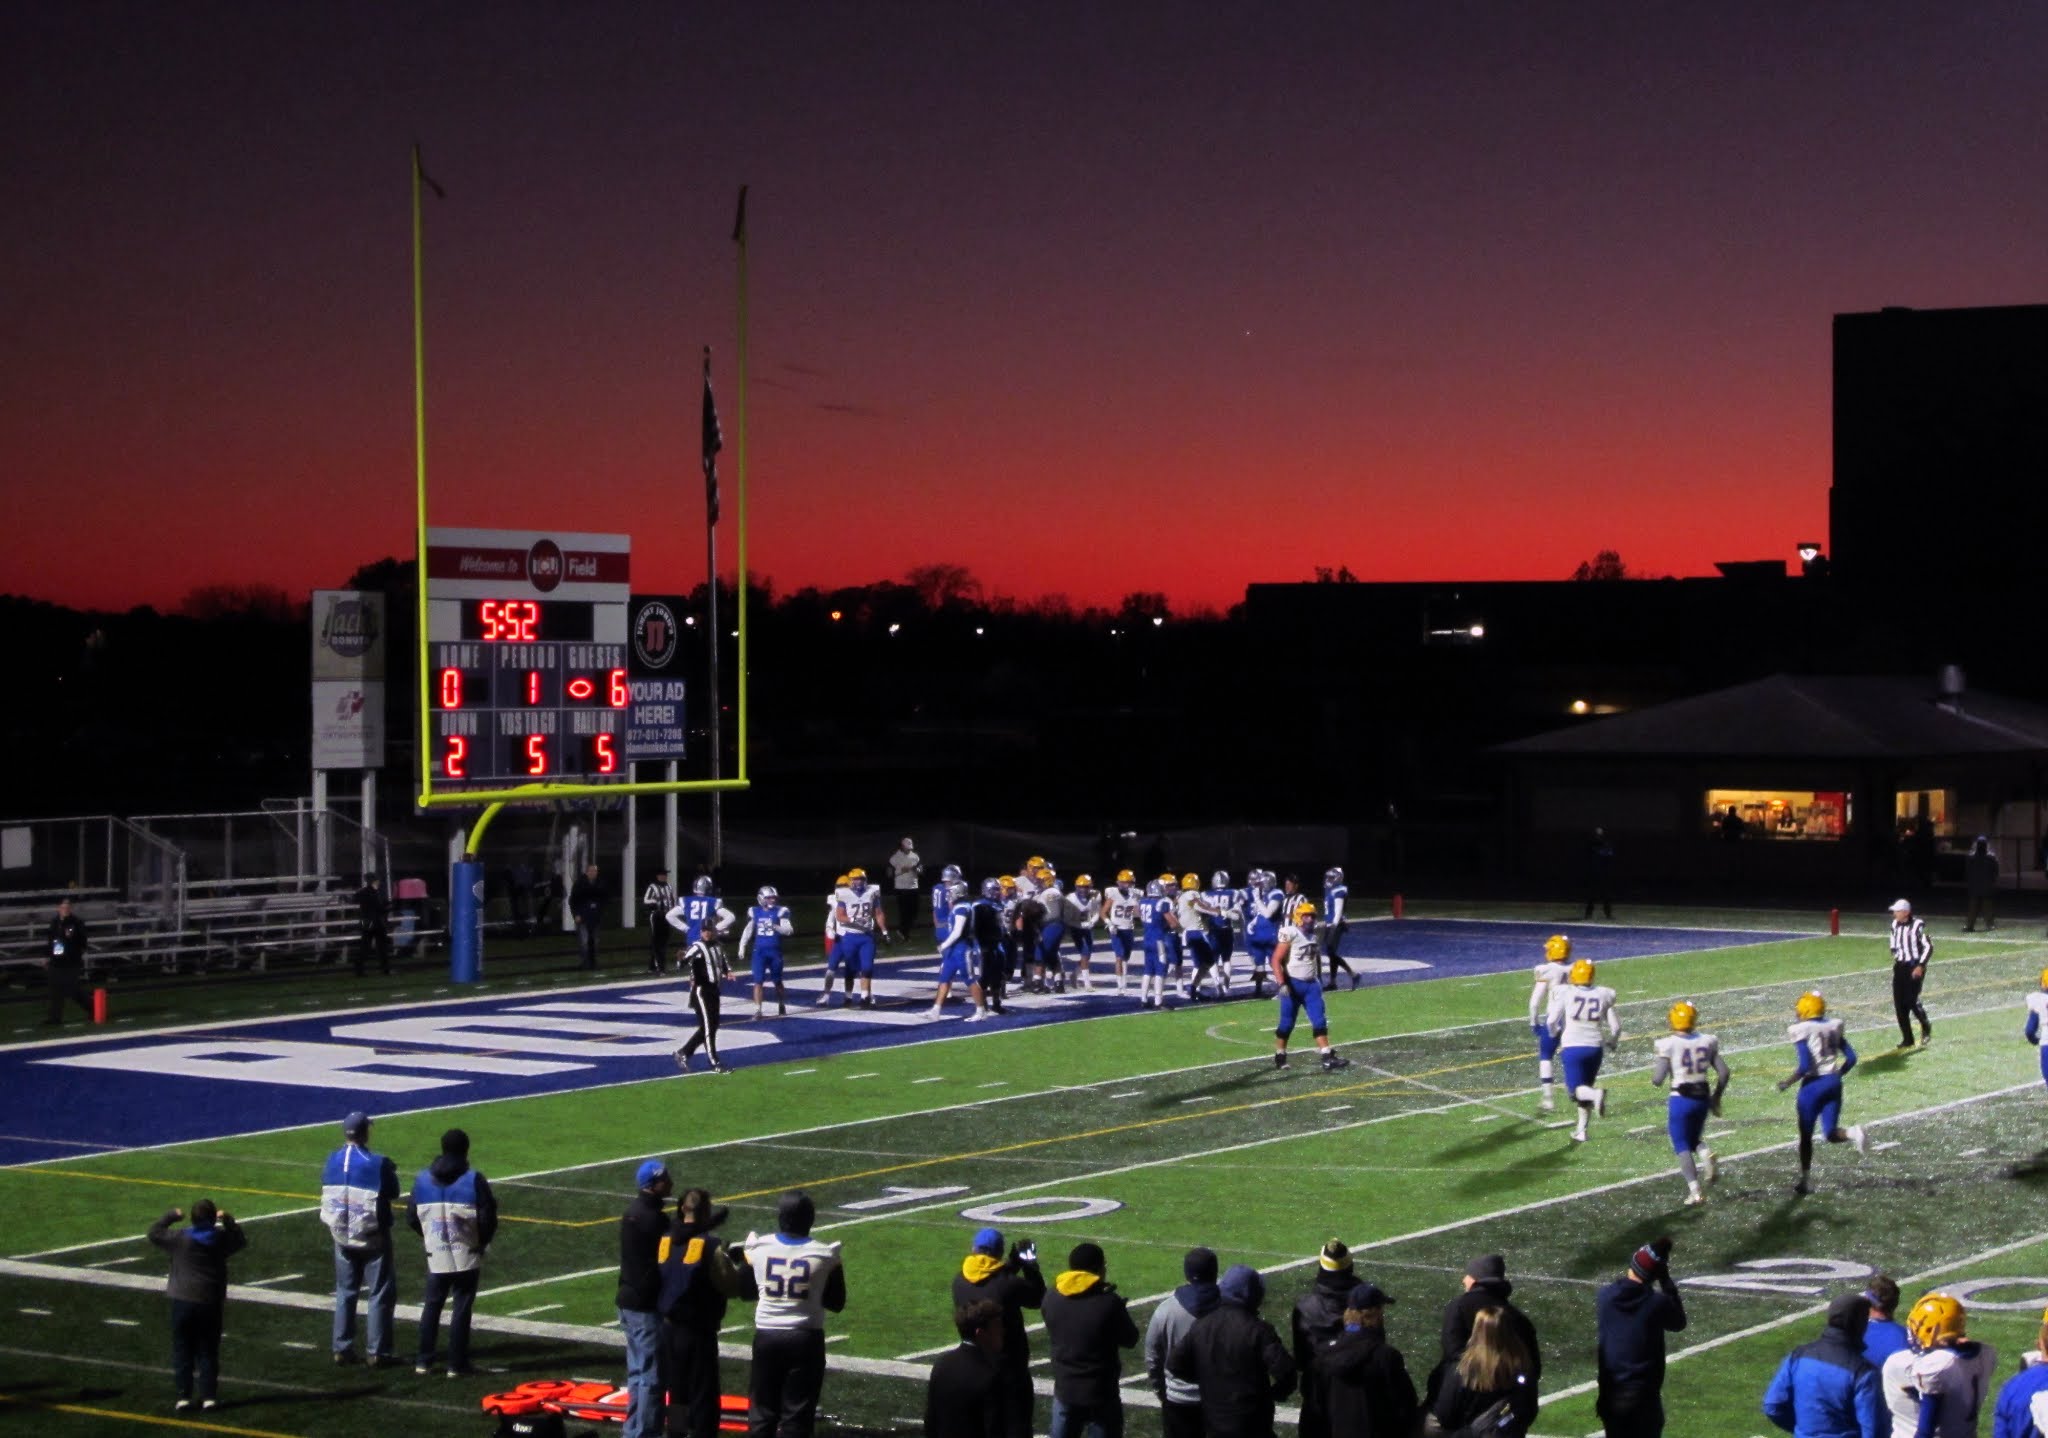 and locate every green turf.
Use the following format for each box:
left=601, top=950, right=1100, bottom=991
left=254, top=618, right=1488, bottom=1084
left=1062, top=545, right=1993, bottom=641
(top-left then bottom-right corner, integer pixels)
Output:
left=6, top=916, right=2048, bottom=1438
